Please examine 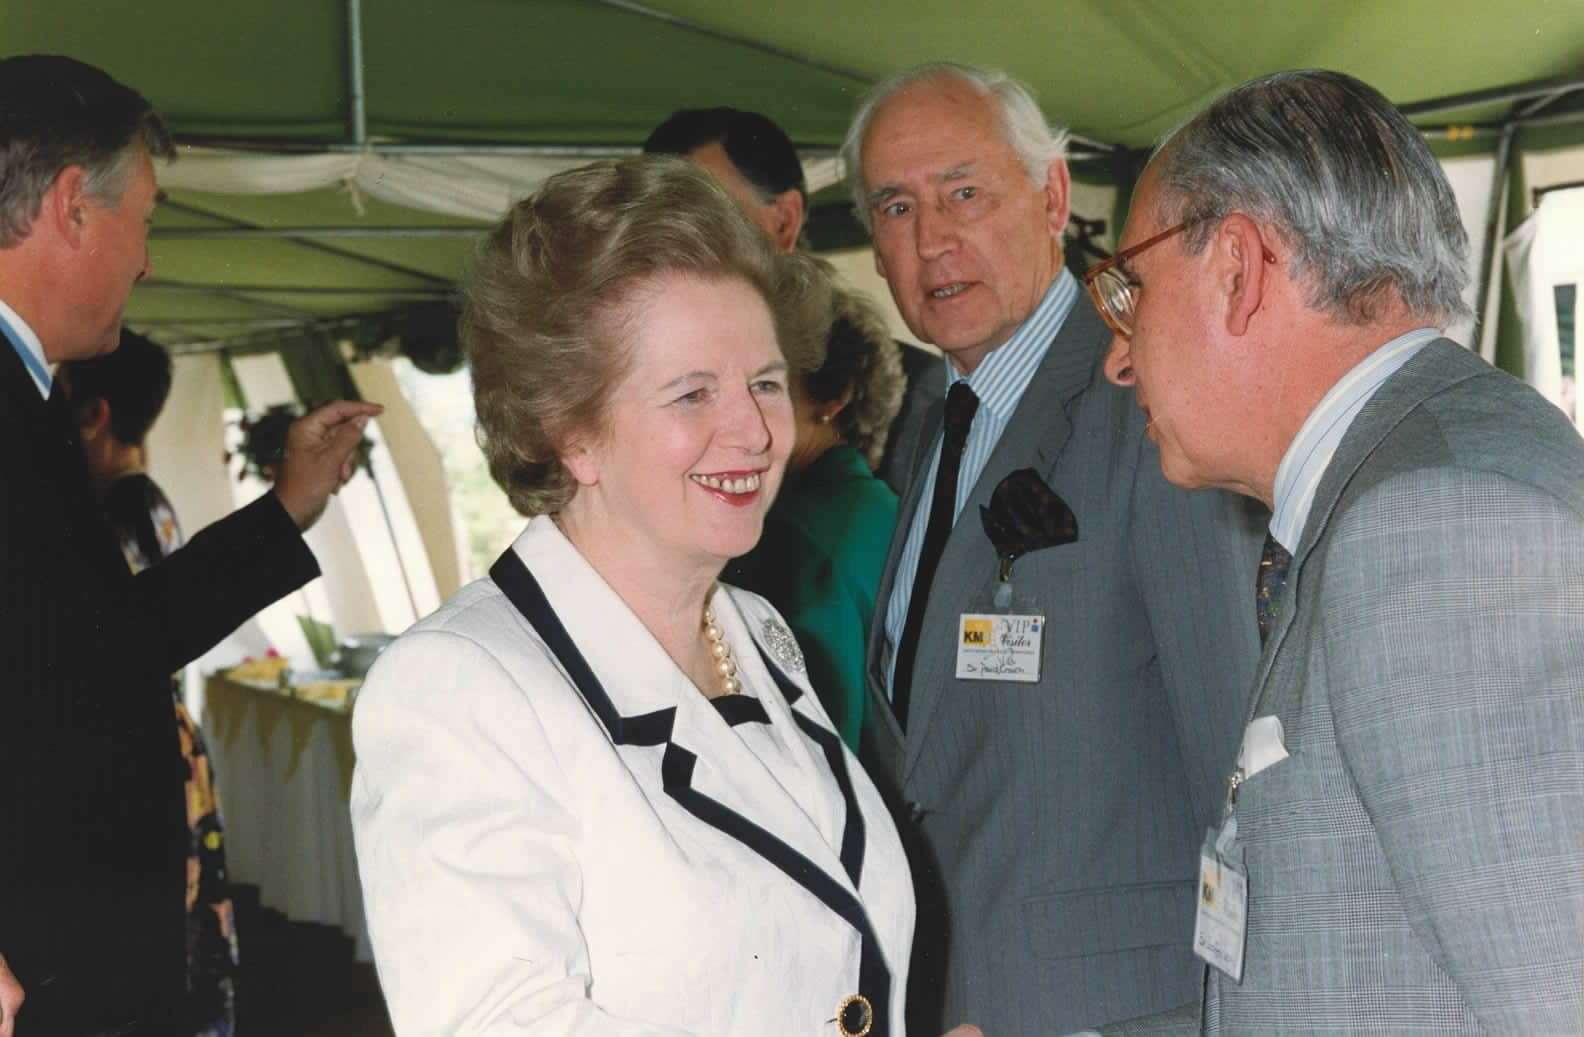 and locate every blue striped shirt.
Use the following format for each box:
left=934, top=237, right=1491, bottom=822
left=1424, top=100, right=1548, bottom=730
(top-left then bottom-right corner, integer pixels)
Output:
left=1269, top=326, right=1440, bottom=551
left=0, top=299, right=52, bottom=398
left=883, top=269, right=1079, bottom=695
